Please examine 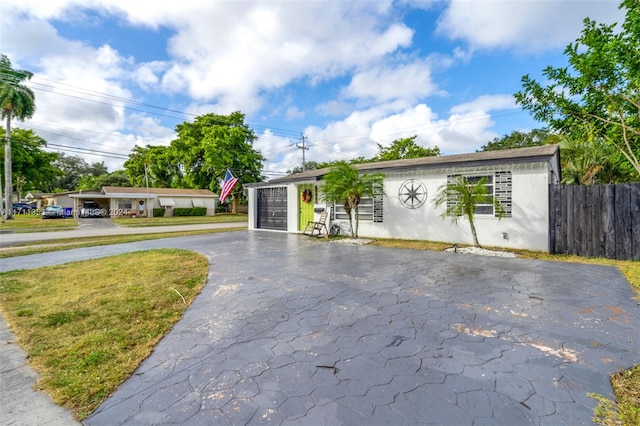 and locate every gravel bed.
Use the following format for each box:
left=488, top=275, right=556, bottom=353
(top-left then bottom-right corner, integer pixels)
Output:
left=444, top=246, right=517, bottom=257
